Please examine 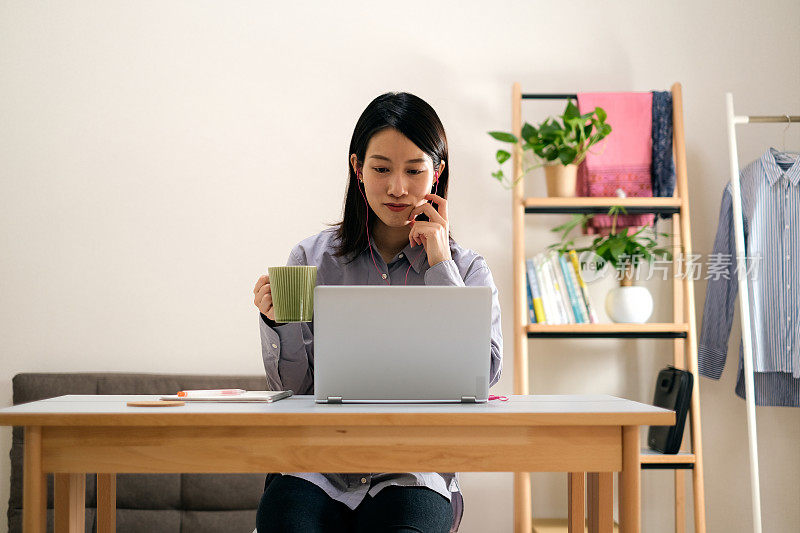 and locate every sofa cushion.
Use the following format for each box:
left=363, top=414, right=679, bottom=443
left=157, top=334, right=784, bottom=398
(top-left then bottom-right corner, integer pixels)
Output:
left=116, top=474, right=181, bottom=510
left=113, top=509, right=181, bottom=533
left=95, top=374, right=267, bottom=396
left=181, top=510, right=259, bottom=533
left=181, top=474, right=264, bottom=511
left=13, top=373, right=103, bottom=404
left=9, top=508, right=96, bottom=533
